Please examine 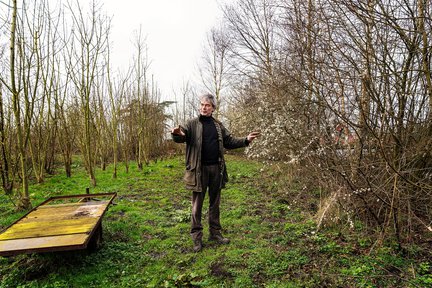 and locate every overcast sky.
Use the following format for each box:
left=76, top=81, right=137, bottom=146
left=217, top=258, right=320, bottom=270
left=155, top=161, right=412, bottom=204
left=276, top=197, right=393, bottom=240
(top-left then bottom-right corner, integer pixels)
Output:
left=102, top=0, right=225, bottom=100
